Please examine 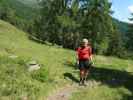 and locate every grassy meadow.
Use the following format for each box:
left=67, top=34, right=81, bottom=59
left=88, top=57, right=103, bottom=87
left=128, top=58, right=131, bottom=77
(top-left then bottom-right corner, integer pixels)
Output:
left=0, top=20, right=133, bottom=100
